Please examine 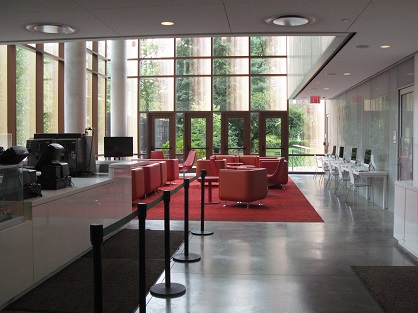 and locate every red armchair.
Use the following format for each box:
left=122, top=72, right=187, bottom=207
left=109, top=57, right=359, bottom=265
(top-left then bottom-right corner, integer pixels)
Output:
left=260, top=158, right=288, bottom=188
left=179, top=150, right=197, bottom=178
left=219, top=168, right=268, bottom=207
